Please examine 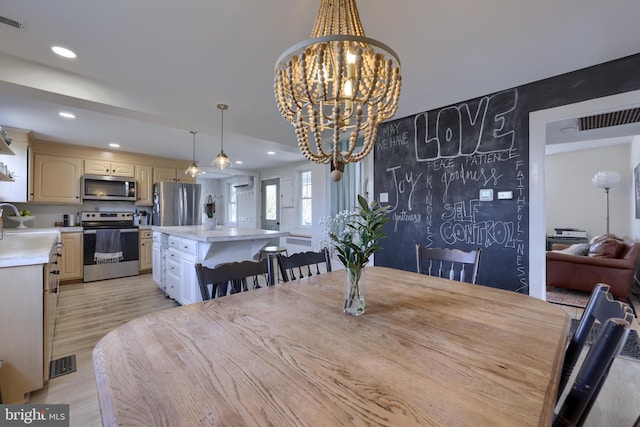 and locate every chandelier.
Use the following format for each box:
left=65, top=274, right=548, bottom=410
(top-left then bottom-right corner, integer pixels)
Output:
left=185, top=131, right=202, bottom=178
left=274, top=0, right=401, bottom=181
left=212, top=103, right=232, bottom=170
